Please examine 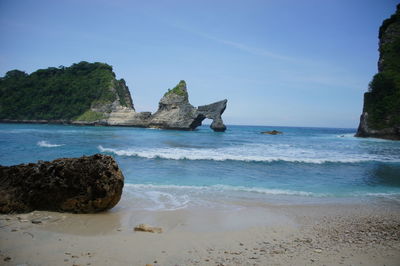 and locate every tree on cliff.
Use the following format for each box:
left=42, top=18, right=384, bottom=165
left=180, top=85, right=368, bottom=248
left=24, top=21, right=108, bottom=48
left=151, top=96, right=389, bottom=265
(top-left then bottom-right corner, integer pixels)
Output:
left=356, top=4, right=400, bottom=139
left=0, top=61, right=126, bottom=121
